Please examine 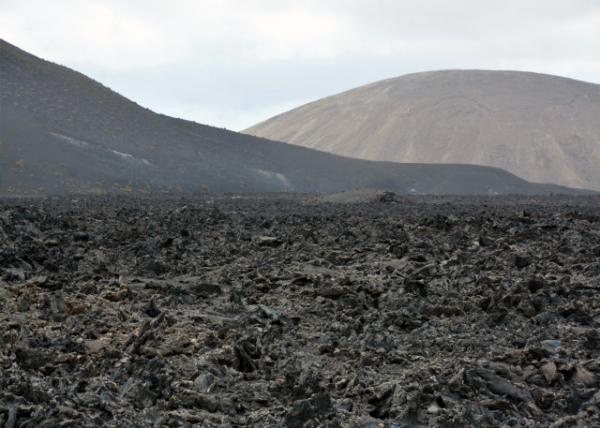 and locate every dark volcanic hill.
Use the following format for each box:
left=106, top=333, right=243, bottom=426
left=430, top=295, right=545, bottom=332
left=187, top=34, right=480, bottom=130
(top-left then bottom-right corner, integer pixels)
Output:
left=0, top=40, right=589, bottom=195
left=245, top=70, right=600, bottom=191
